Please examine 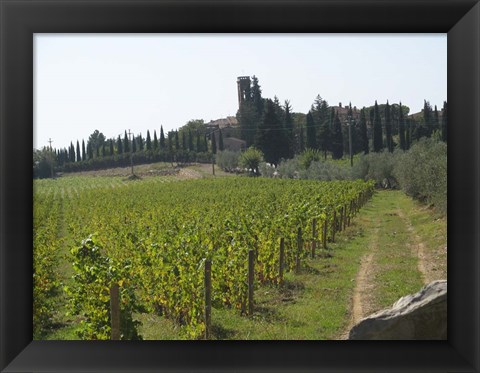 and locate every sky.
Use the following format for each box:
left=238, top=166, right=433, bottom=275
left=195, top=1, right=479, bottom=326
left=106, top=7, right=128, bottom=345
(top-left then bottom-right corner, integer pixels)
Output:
left=34, top=34, right=447, bottom=150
